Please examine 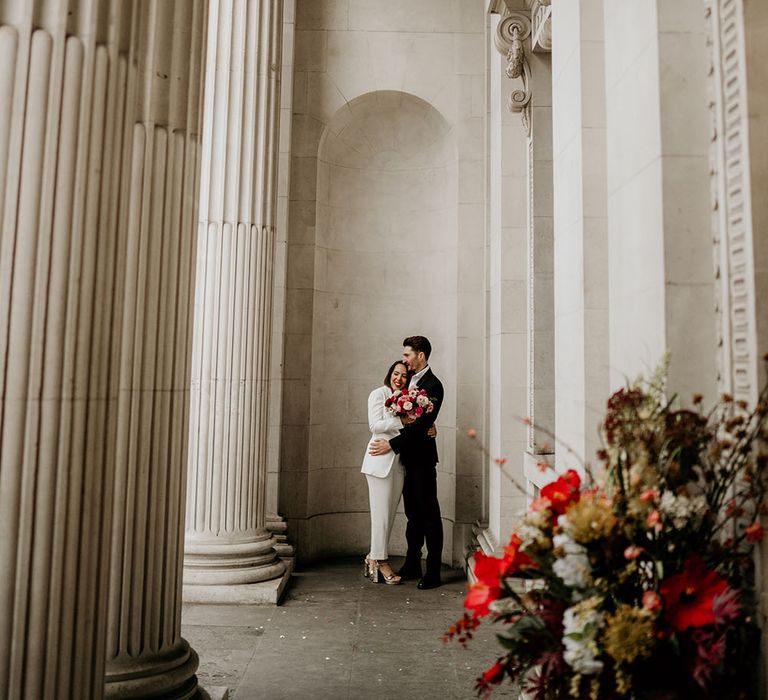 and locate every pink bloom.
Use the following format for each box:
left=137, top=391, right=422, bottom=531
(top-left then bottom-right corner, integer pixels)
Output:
left=642, top=590, right=663, bottom=613
left=467, top=428, right=478, bottom=439
left=494, top=457, right=507, bottom=465
left=712, top=586, right=741, bottom=626
left=415, top=406, right=424, bottom=417
left=624, top=546, right=644, bottom=561
left=646, top=510, right=662, bottom=528
left=640, top=489, right=659, bottom=503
